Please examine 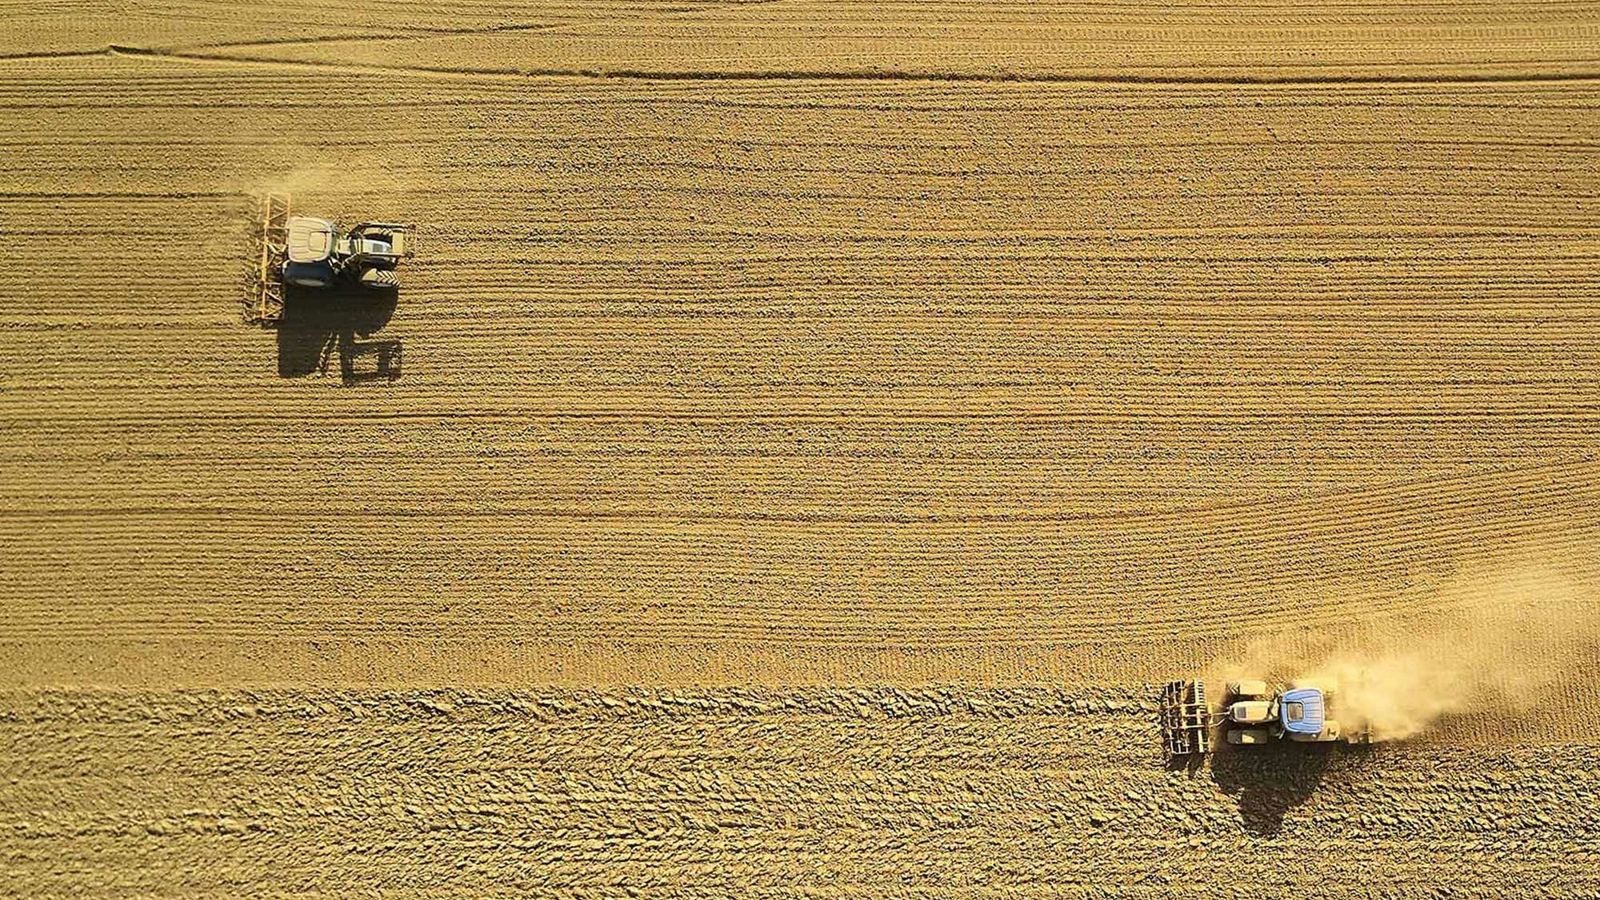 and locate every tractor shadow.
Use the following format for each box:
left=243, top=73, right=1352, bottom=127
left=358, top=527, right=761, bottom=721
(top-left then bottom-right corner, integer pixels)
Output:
left=1205, top=743, right=1374, bottom=836
left=275, top=286, right=402, bottom=385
